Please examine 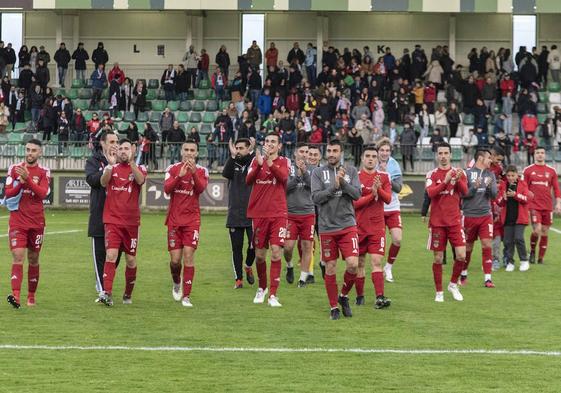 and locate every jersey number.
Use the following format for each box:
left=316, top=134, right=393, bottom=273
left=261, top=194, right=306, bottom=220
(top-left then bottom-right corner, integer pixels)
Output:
left=130, top=238, right=137, bottom=250
left=35, top=235, right=43, bottom=245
